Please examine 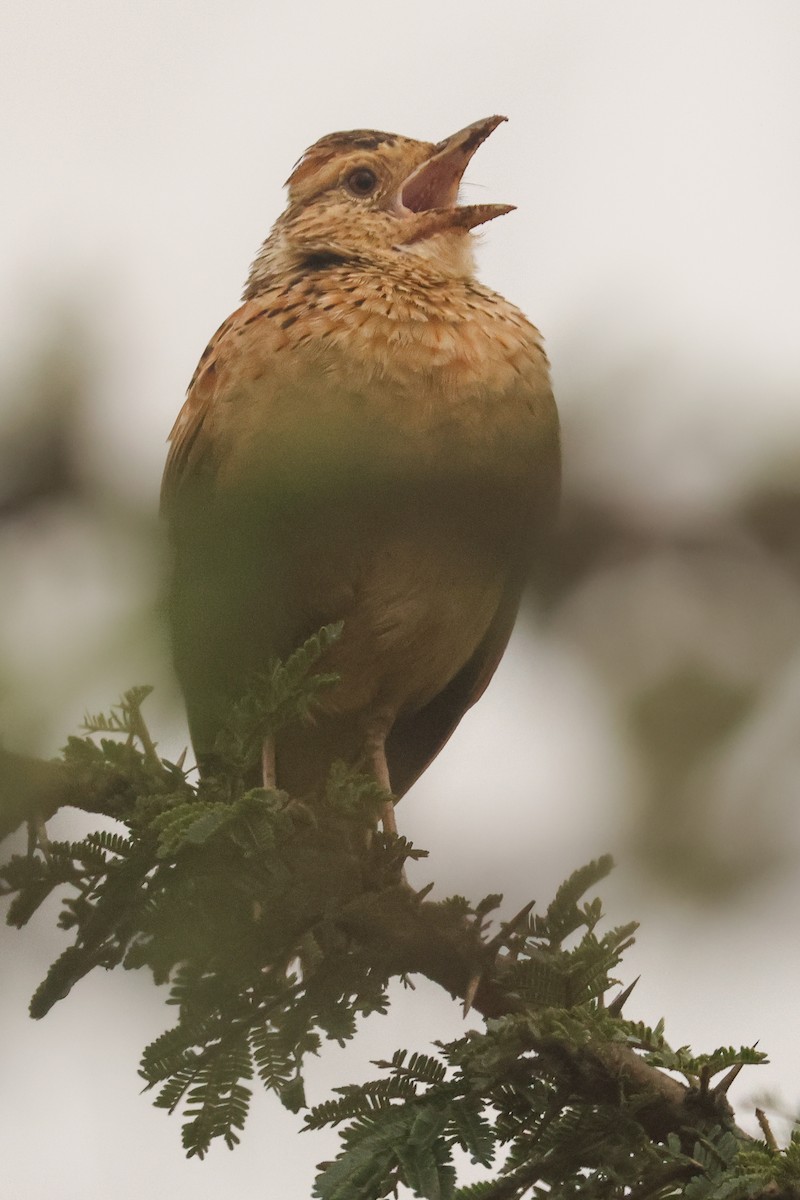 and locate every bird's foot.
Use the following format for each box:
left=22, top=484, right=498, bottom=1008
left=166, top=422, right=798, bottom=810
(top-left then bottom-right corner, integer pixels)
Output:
left=380, top=796, right=398, bottom=836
